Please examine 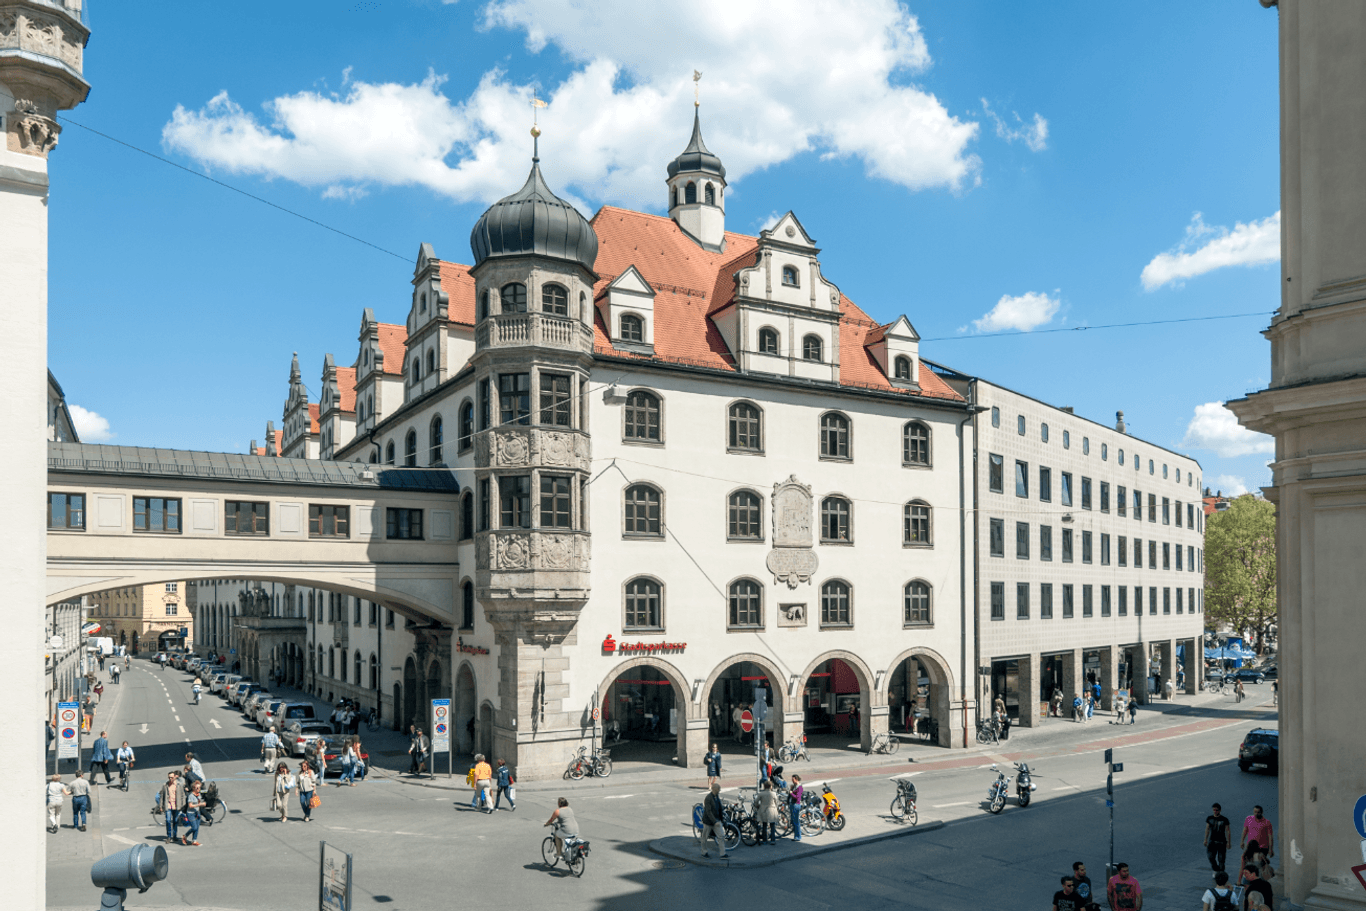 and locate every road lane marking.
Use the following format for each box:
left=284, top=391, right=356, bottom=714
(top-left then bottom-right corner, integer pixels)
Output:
left=139, top=724, right=149, bottom=733
left=209, top=719, right=221, bottom=729
left=603, top=794, right=636, bottom=800
left=1054, top=785, right=1080, bottom=791
left=174, top=716, right=180, bottom=722
left=179, top=726, right=185, bottom=733
left=106, top=833, right=139, bottom=846
left=933, top=801, right=972, bottom=808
